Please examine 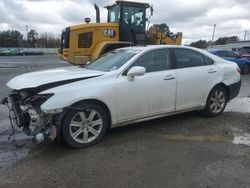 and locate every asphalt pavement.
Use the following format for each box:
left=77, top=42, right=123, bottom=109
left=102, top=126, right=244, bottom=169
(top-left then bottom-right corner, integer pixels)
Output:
left=0, top=55, right=249, bottom=188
